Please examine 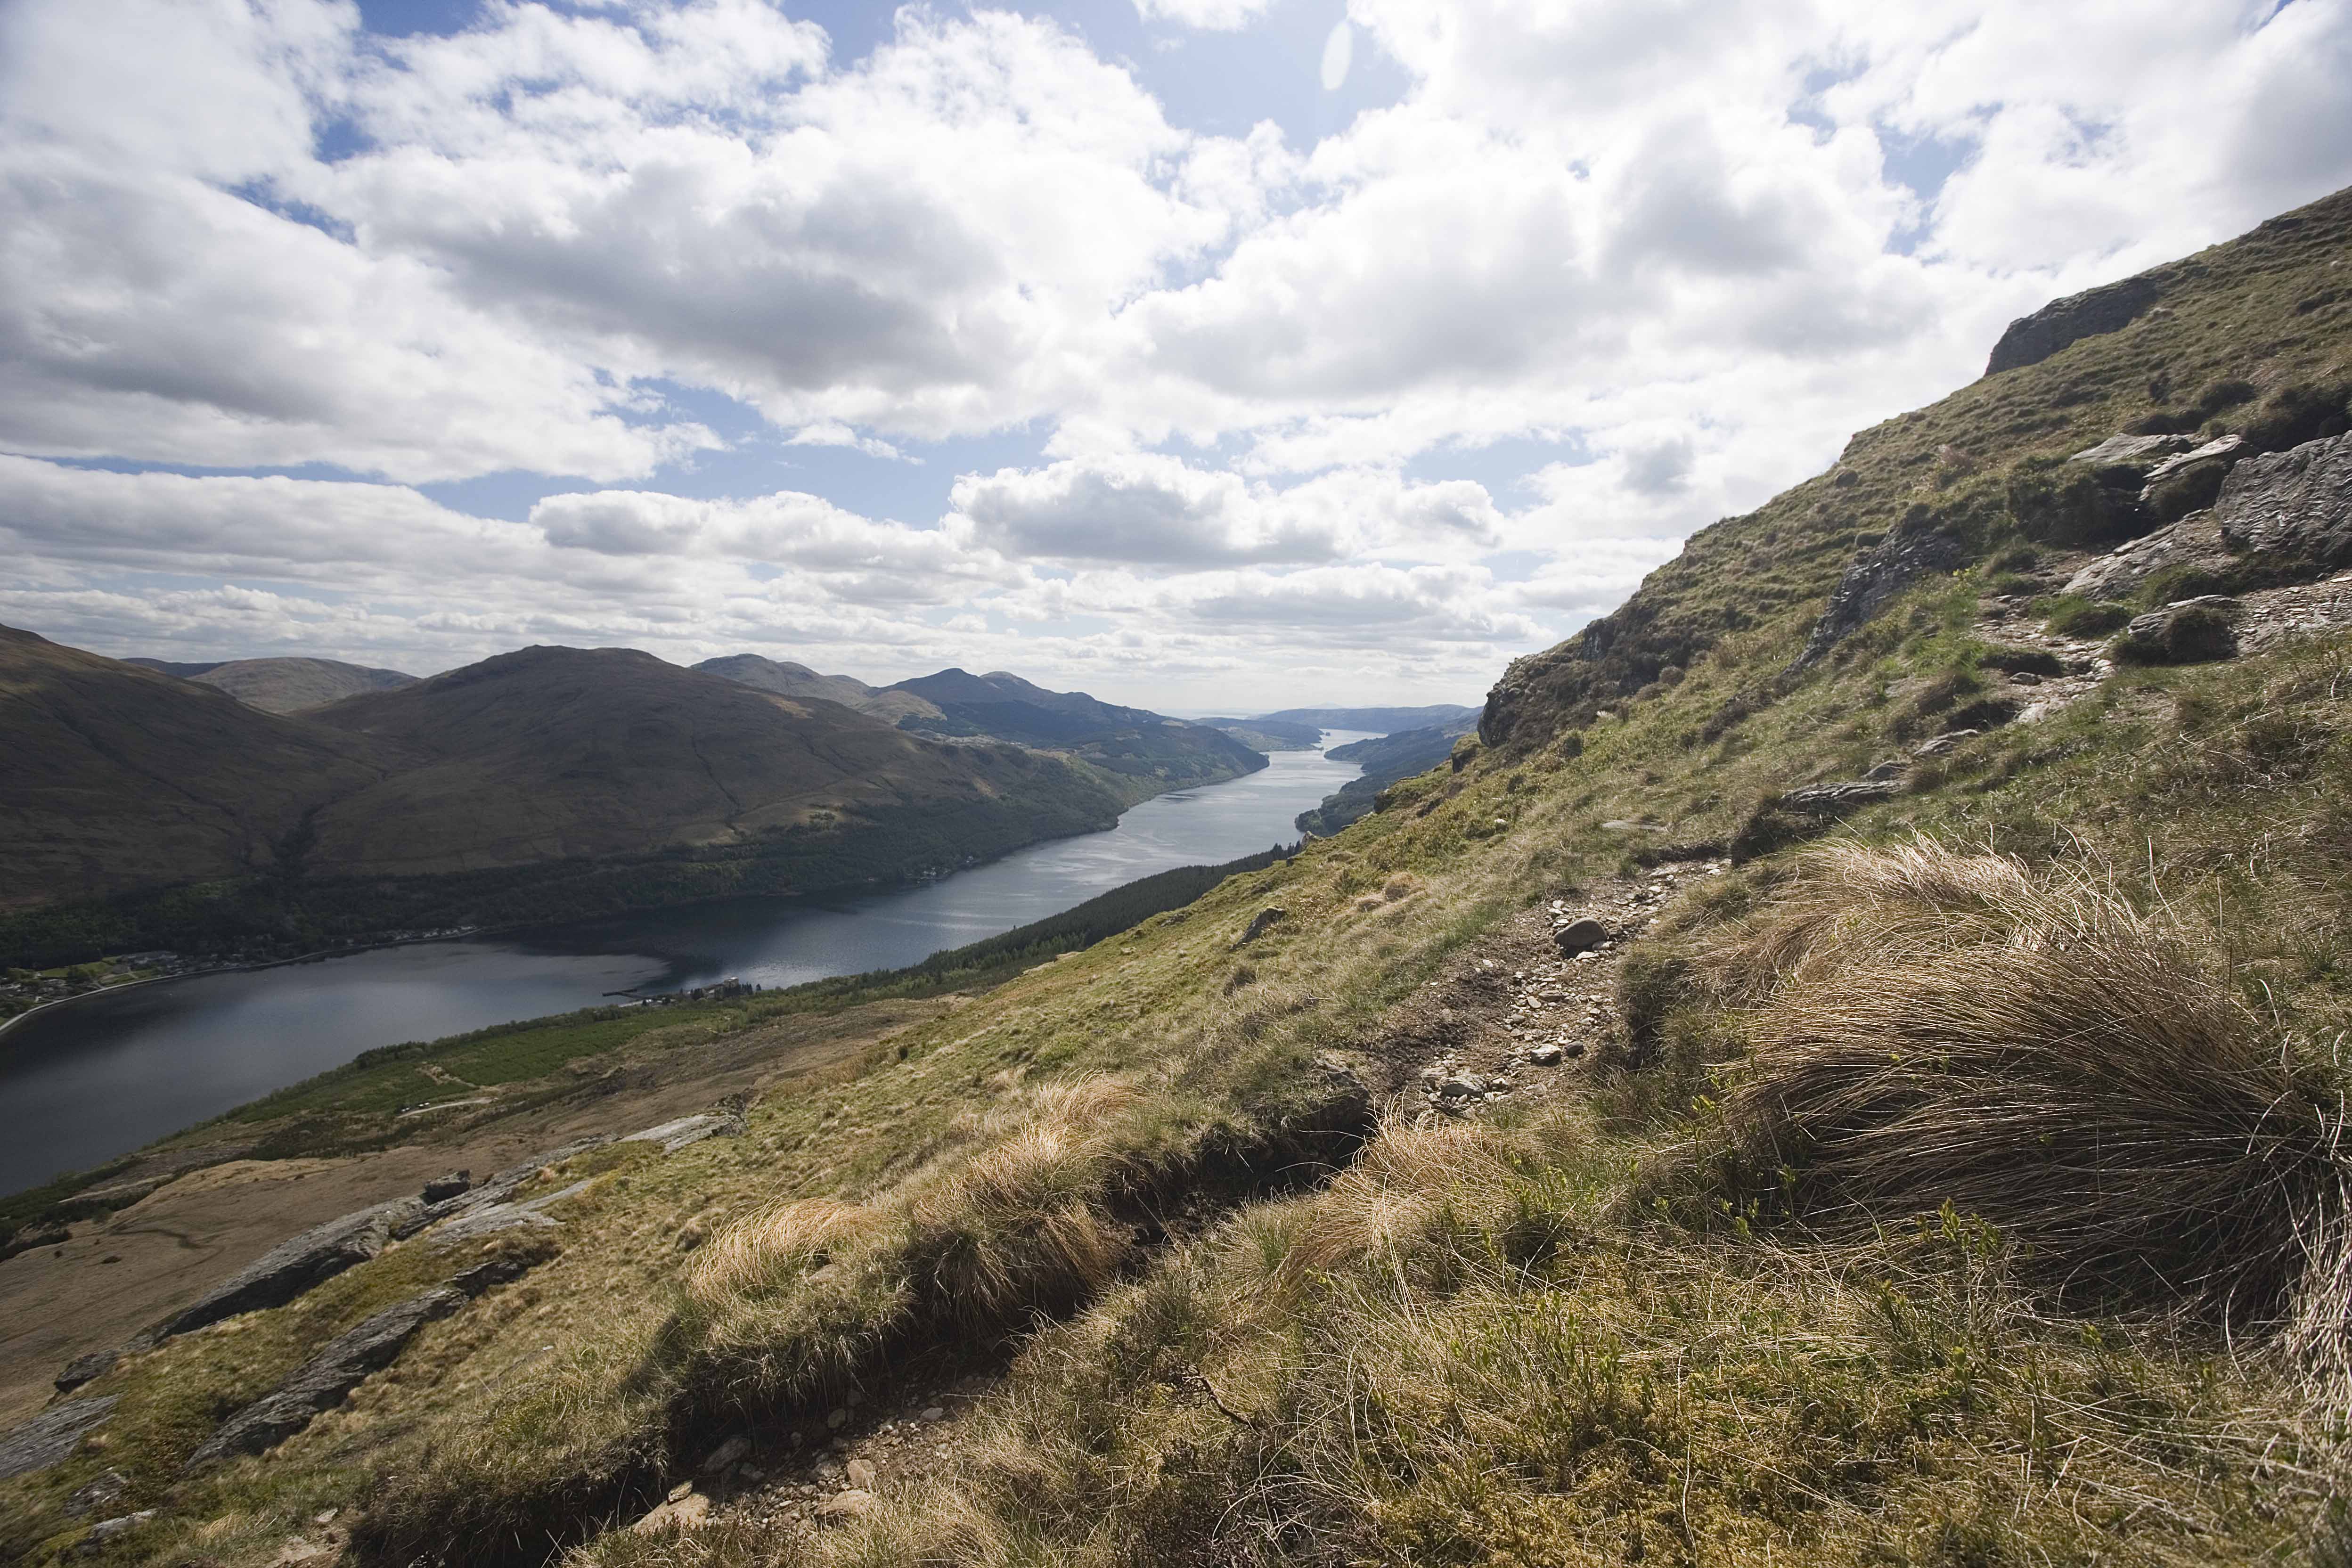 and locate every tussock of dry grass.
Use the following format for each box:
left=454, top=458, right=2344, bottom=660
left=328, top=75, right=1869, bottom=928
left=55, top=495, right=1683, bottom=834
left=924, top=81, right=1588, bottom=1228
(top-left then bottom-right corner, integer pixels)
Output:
left=1273, top=1120, right=1526, bottom=1290
left=1716, top=841, right=2352, bottom=1350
